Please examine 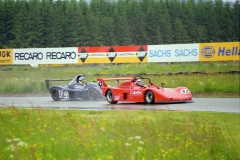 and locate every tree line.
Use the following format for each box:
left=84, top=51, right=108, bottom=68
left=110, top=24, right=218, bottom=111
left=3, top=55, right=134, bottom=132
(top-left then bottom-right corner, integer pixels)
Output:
left=0, top=0, right=239, bottom=48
